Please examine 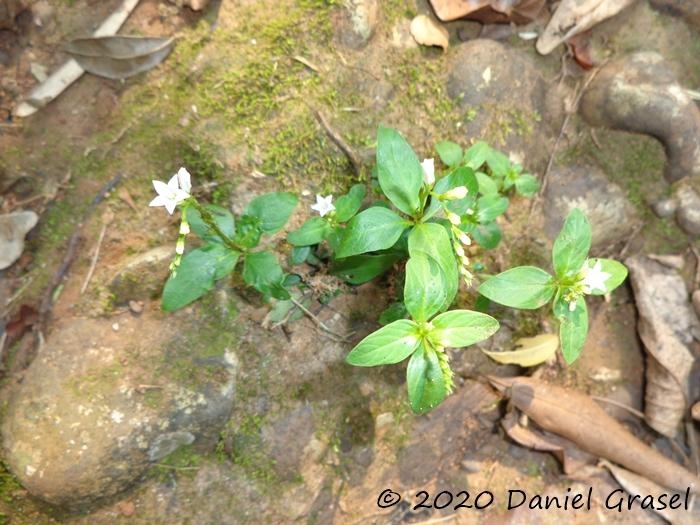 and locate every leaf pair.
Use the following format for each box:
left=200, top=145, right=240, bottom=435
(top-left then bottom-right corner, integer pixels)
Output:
left=346, top=309, right=499, bottom=413
left=479, top=209, right=628, bottom=363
